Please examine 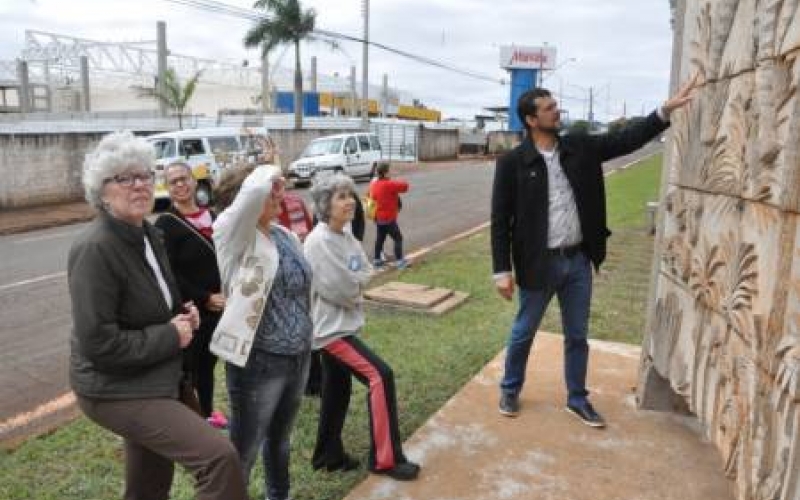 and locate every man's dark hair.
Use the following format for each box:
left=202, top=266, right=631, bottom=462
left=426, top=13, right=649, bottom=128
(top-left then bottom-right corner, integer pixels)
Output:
left=517, top=88, right=552, bottom=133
